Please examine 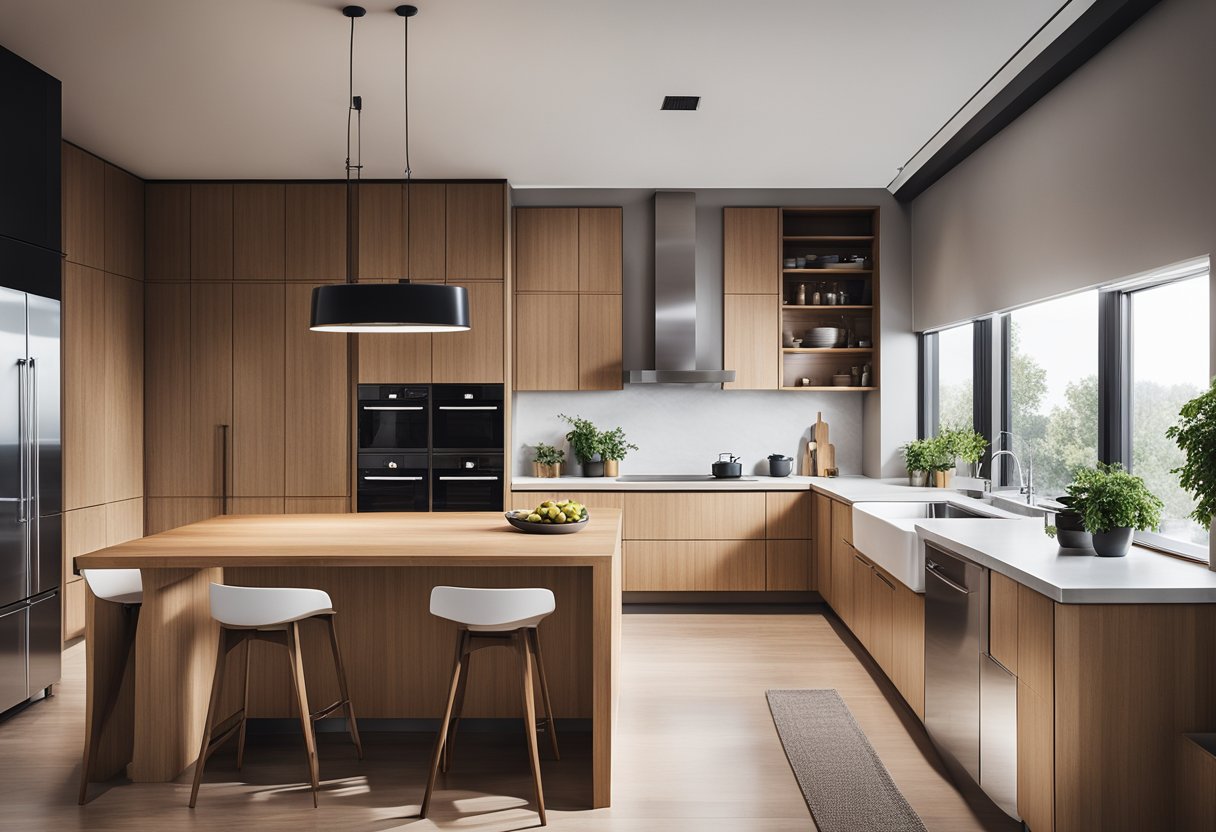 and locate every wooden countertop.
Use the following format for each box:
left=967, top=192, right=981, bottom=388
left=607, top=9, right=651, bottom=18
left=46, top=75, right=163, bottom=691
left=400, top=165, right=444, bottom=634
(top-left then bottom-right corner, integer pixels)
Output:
left=75, top=510, right=623, bottom=569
